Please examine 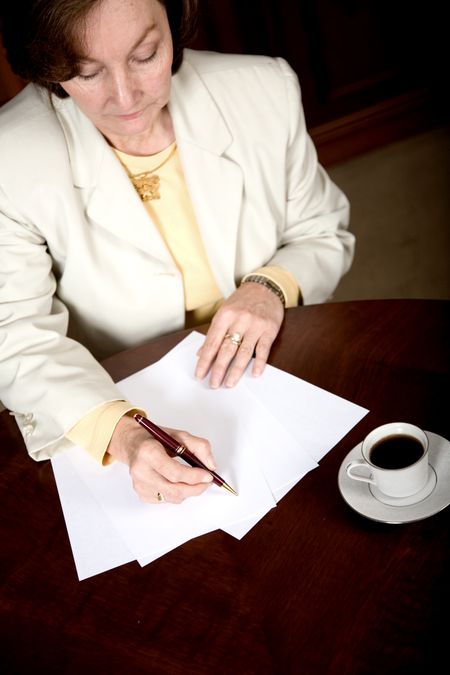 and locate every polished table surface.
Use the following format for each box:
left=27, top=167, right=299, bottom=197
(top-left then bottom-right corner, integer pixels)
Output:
left=1, top=300, right=449, bottom=674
